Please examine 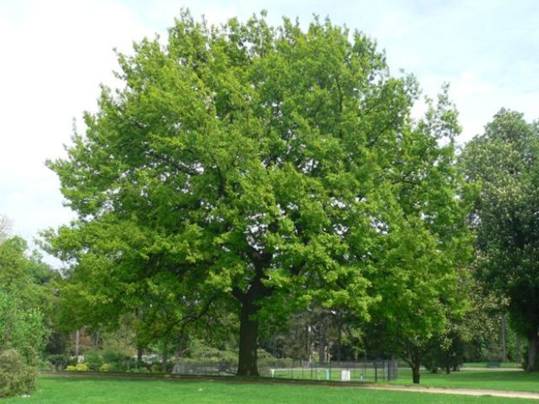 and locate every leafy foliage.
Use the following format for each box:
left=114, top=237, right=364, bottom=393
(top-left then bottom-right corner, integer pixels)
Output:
left=45, top=11, right=471, bottom=379
left=360, top=89, right=472, bottom=383
left=461, top=109, right=539, bottom=370
left=0, top=237, right=52, bottom=366
left=0, top=349, right=36, bottom=398
left=0, top=291, right=46, bottom=366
